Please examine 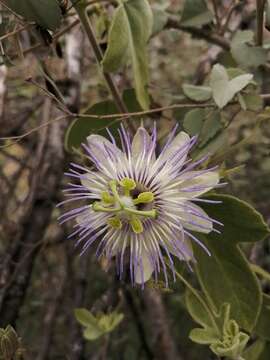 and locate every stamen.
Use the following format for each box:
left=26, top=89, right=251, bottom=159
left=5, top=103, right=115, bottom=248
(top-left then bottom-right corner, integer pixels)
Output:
left=133, top=192, right=154, bottom=205
left=108, top=217, right=122, bottom=229
left=120, top=177, right=136, bottom=196
left=101, top=191, right=115, bottom=204
left=130, top=216, right=144, bottom=234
